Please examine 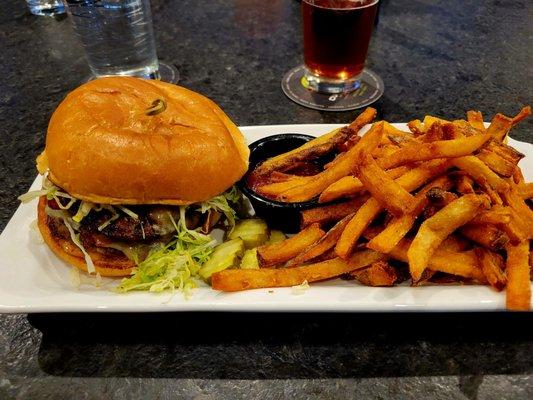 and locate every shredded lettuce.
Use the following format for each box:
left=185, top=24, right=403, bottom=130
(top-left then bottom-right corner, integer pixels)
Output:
left=197, top=186, right=242, bottom=233
left=116, top=206, right=217, bottom=293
